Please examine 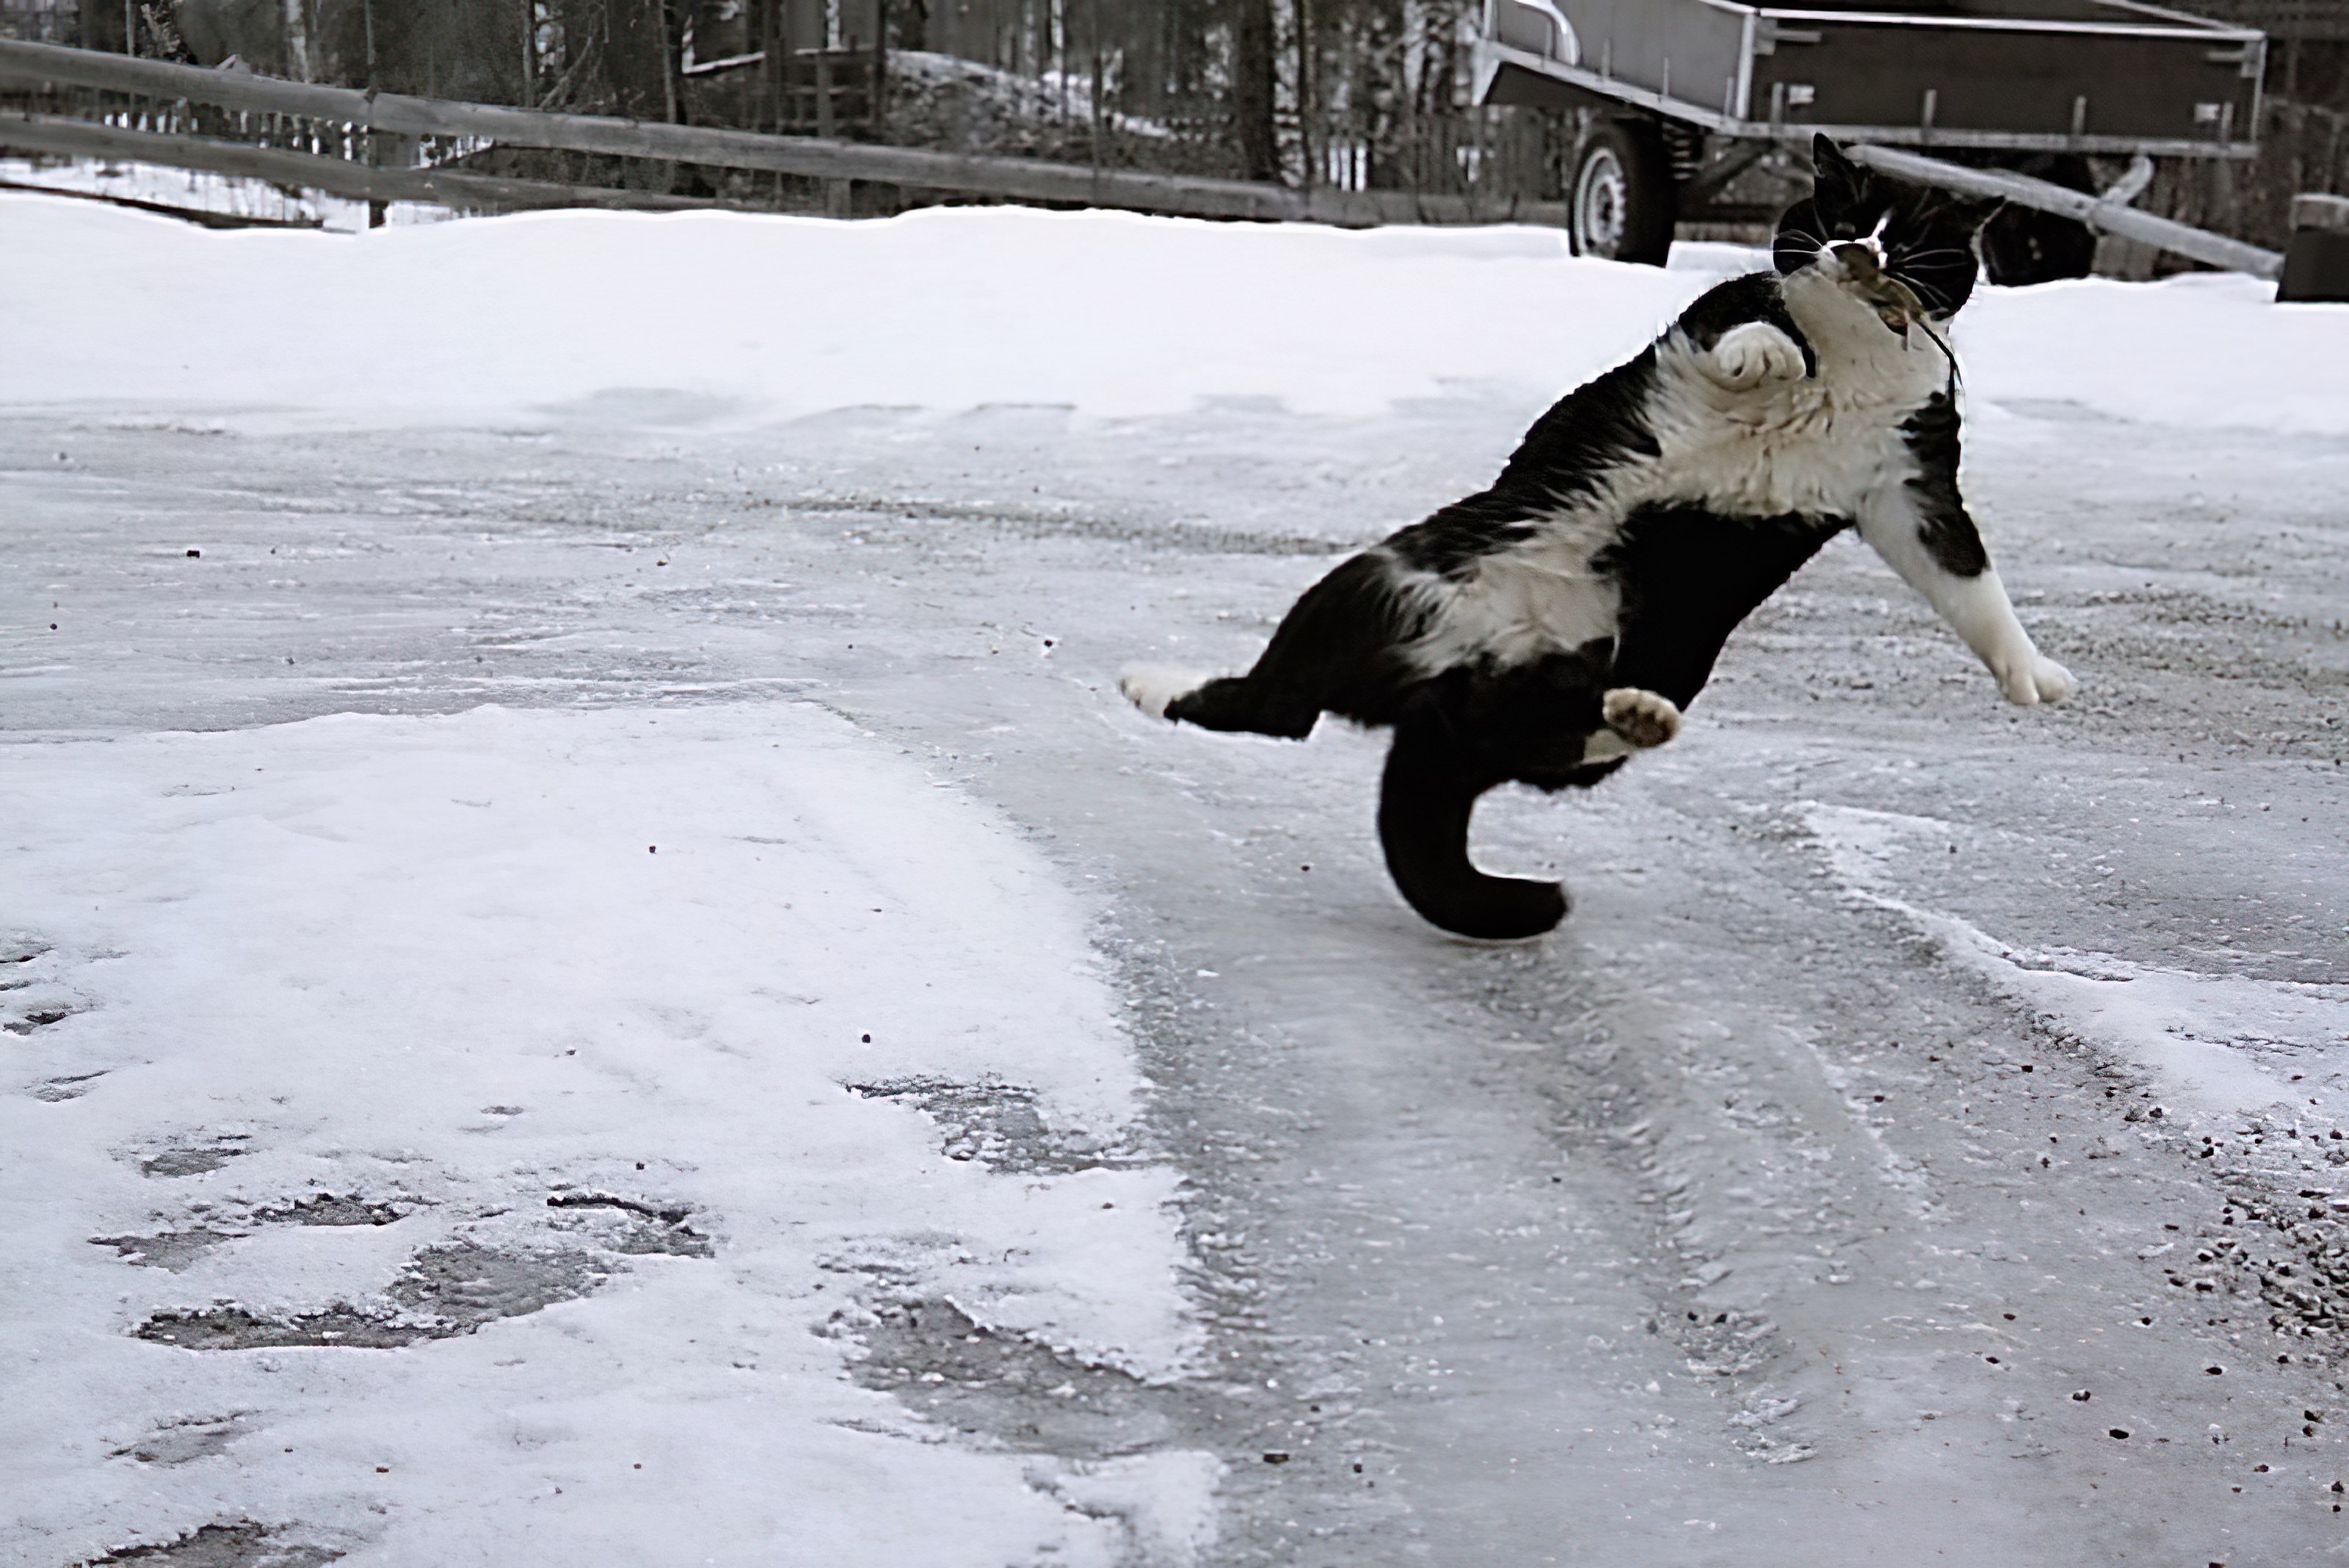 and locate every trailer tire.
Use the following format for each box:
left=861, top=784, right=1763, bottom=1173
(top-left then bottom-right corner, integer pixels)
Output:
left=1569, top=120, right=1676, bottom=266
